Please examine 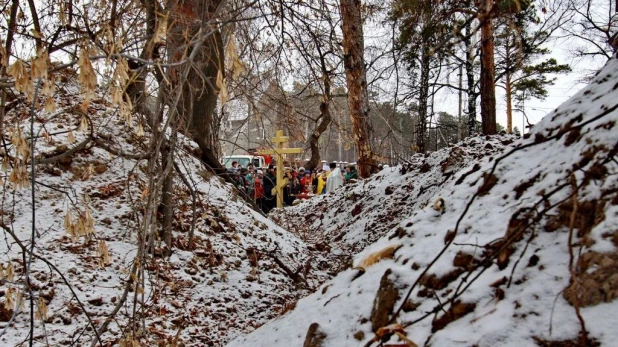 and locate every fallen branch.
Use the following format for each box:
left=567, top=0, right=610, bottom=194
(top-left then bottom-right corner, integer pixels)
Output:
left=264, top=248, right=307, bottom=285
